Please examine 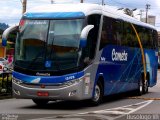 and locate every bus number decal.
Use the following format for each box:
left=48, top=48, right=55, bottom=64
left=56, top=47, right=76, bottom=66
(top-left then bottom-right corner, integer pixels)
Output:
left=65, top=76, right=75, bottom=81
